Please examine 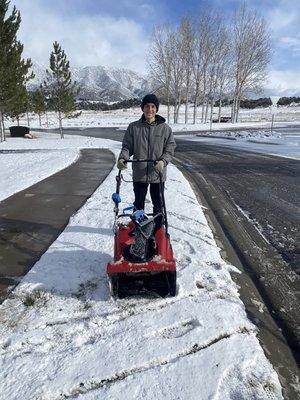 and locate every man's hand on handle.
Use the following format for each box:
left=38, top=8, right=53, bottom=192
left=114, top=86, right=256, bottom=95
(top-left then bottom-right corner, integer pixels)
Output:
left=117, top=159, right=127, bottom=170
left=154, top=160, right=164, bottom=173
